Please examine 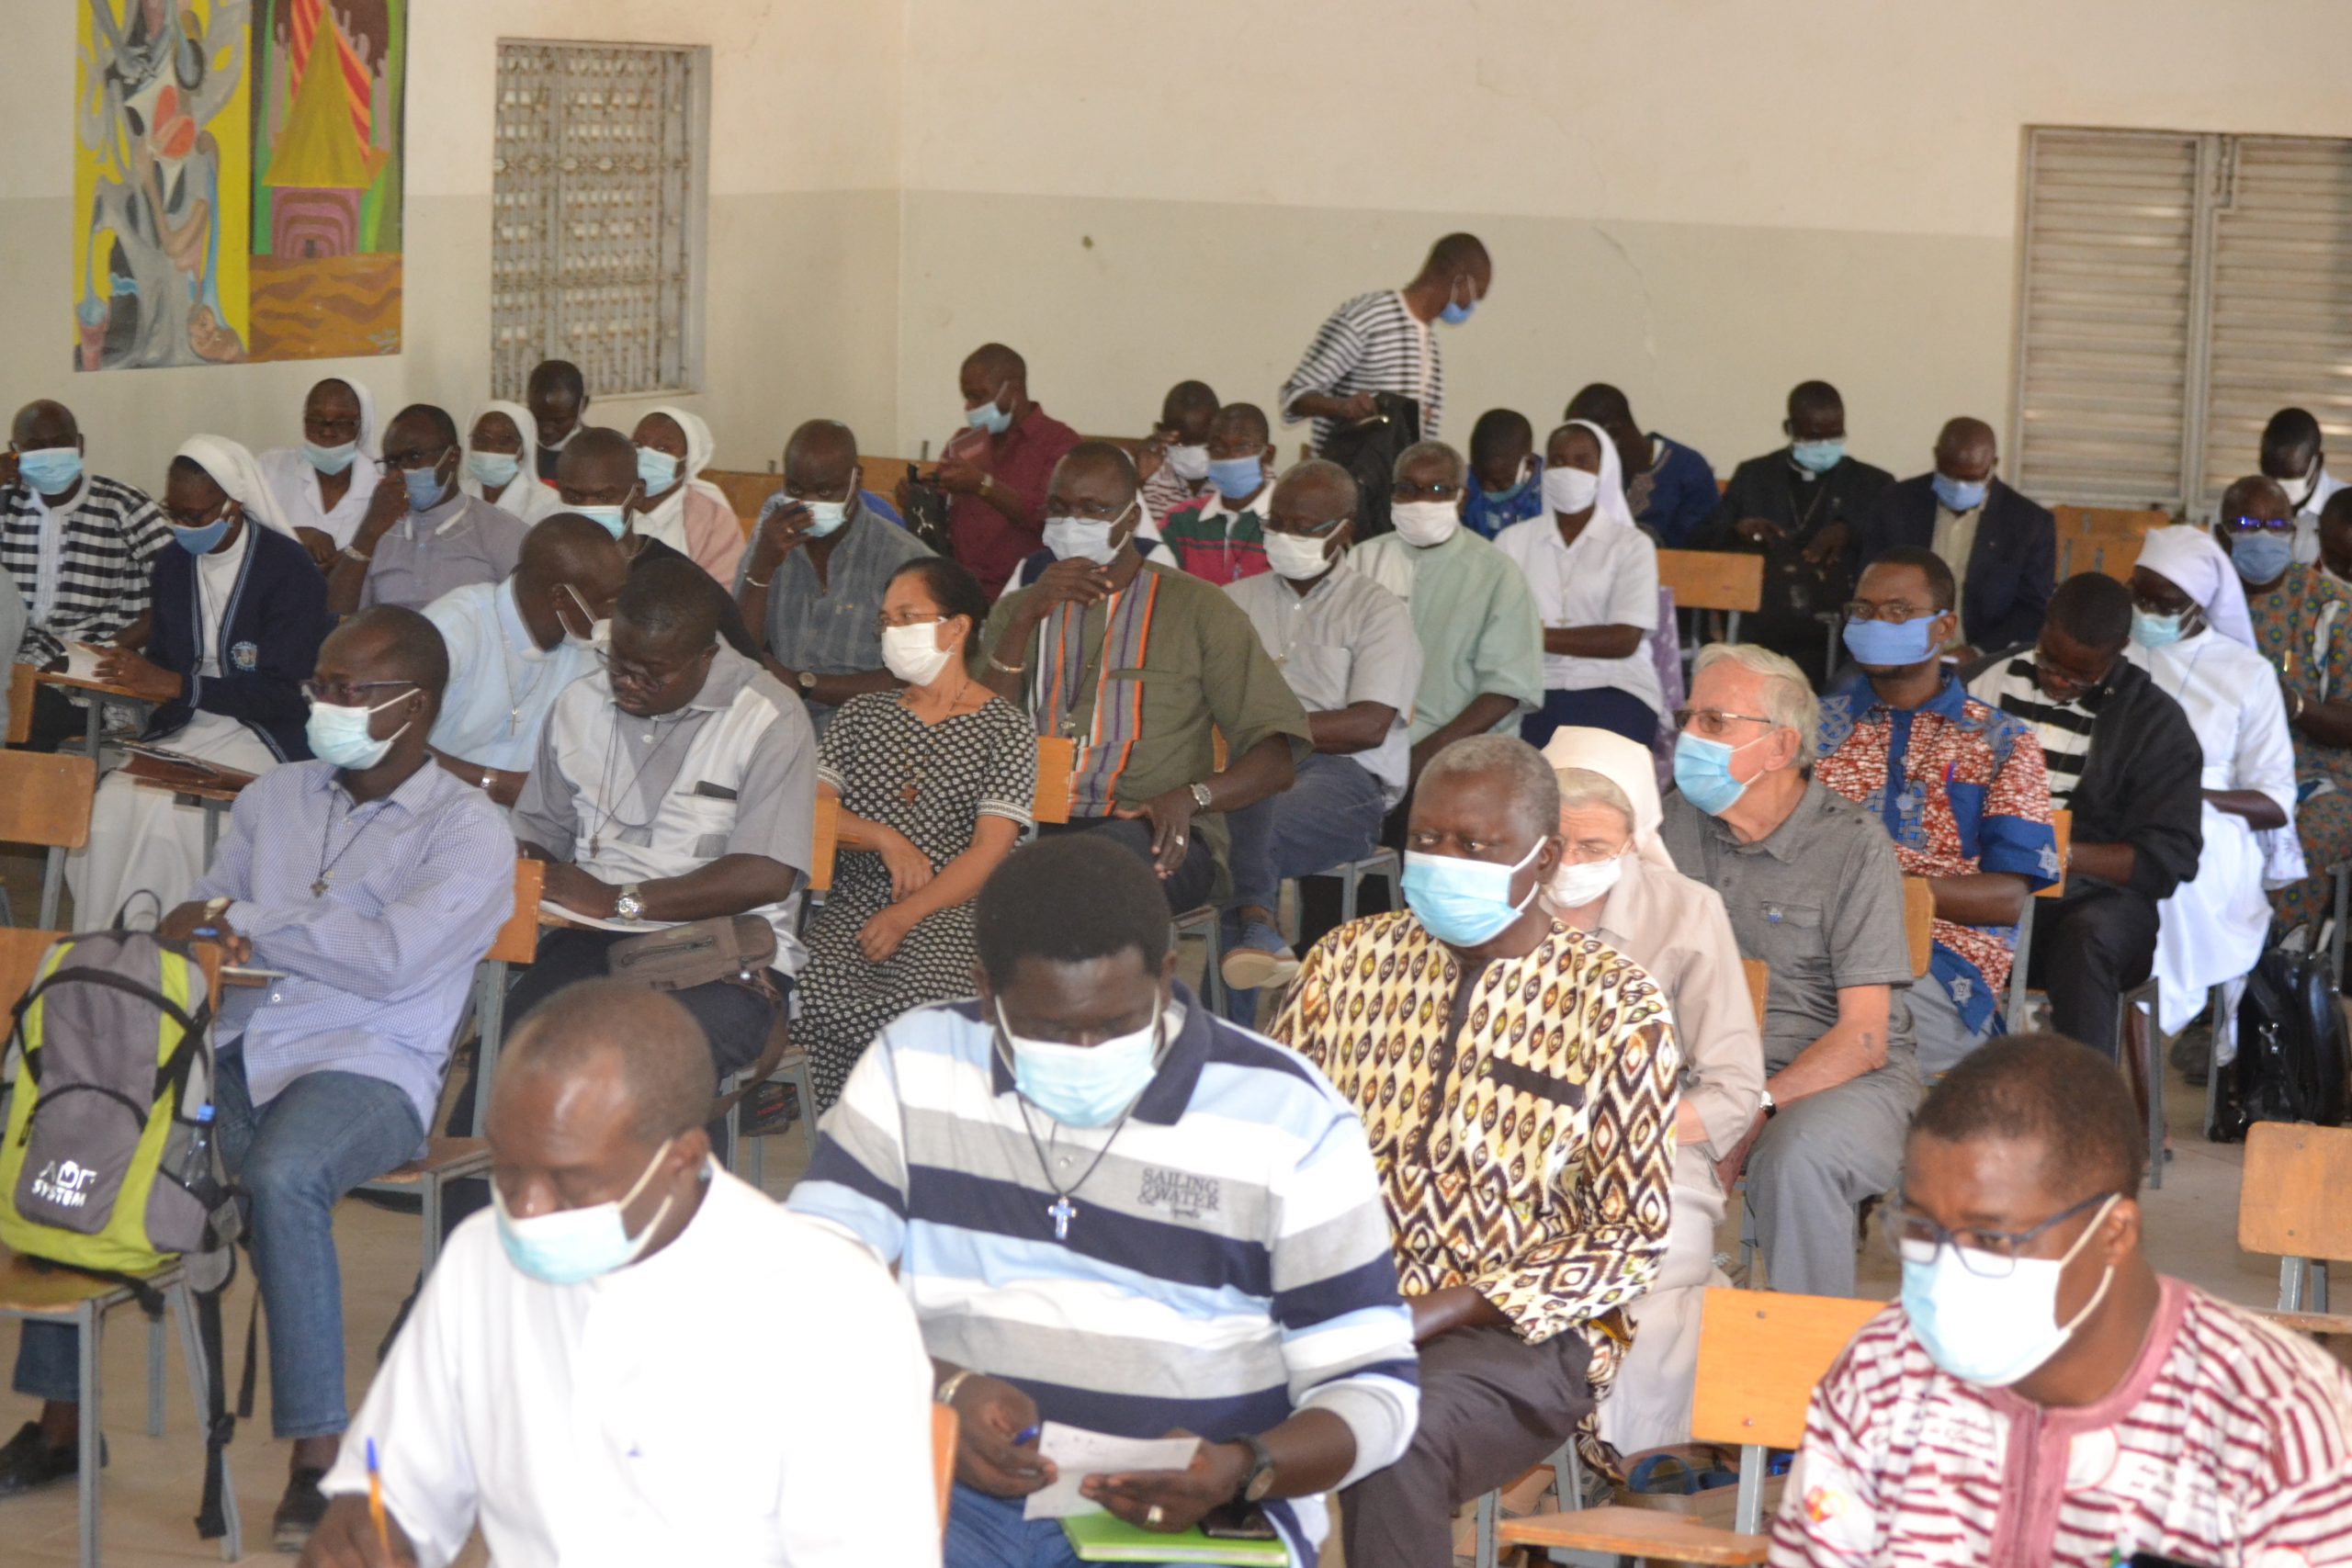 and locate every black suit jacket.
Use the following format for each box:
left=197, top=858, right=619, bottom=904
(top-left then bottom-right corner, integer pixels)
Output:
left=1858, top=474, right=2055, bottom=652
